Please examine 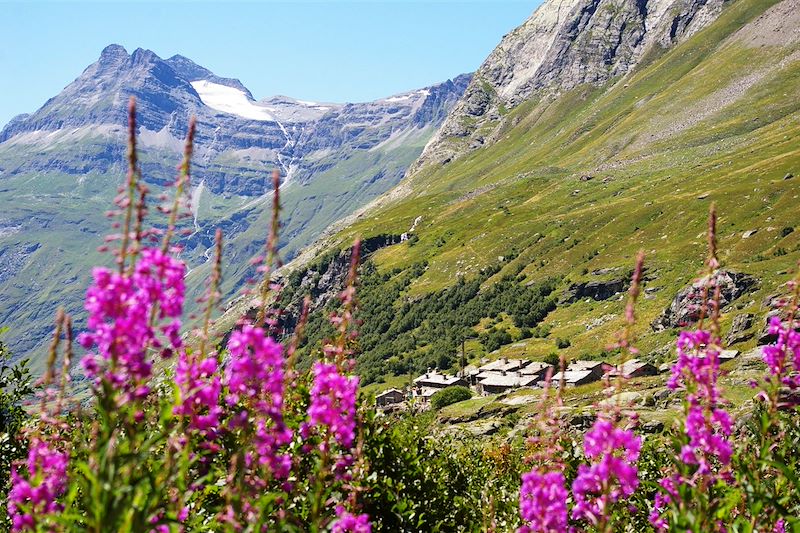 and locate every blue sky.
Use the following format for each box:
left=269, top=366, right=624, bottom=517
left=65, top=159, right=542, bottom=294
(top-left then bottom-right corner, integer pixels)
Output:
left=0, top=1, right=541, bottom=128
